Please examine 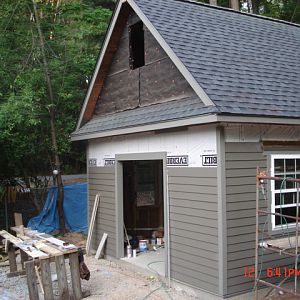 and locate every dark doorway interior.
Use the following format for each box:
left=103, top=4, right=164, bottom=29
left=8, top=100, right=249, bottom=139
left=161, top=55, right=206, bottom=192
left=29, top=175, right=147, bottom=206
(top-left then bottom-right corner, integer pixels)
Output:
left=123, top=160, right=164, bottom=248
